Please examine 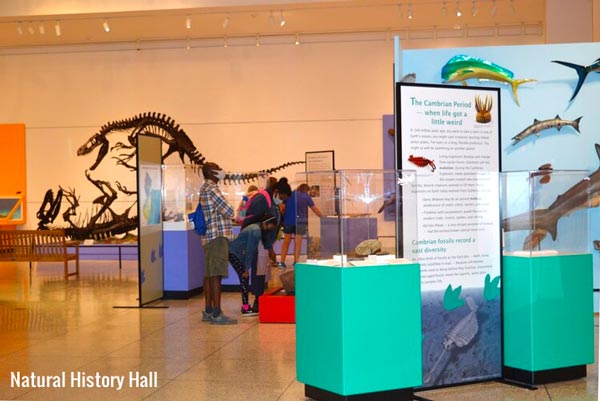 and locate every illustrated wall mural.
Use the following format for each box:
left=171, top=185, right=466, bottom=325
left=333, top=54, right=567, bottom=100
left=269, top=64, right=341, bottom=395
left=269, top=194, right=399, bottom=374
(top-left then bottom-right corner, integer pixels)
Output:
left=402, top=42, right=600, bottom=263
left=36, top=112, right=303, bottom=241
left=399, top=41, right=600, bottom=385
